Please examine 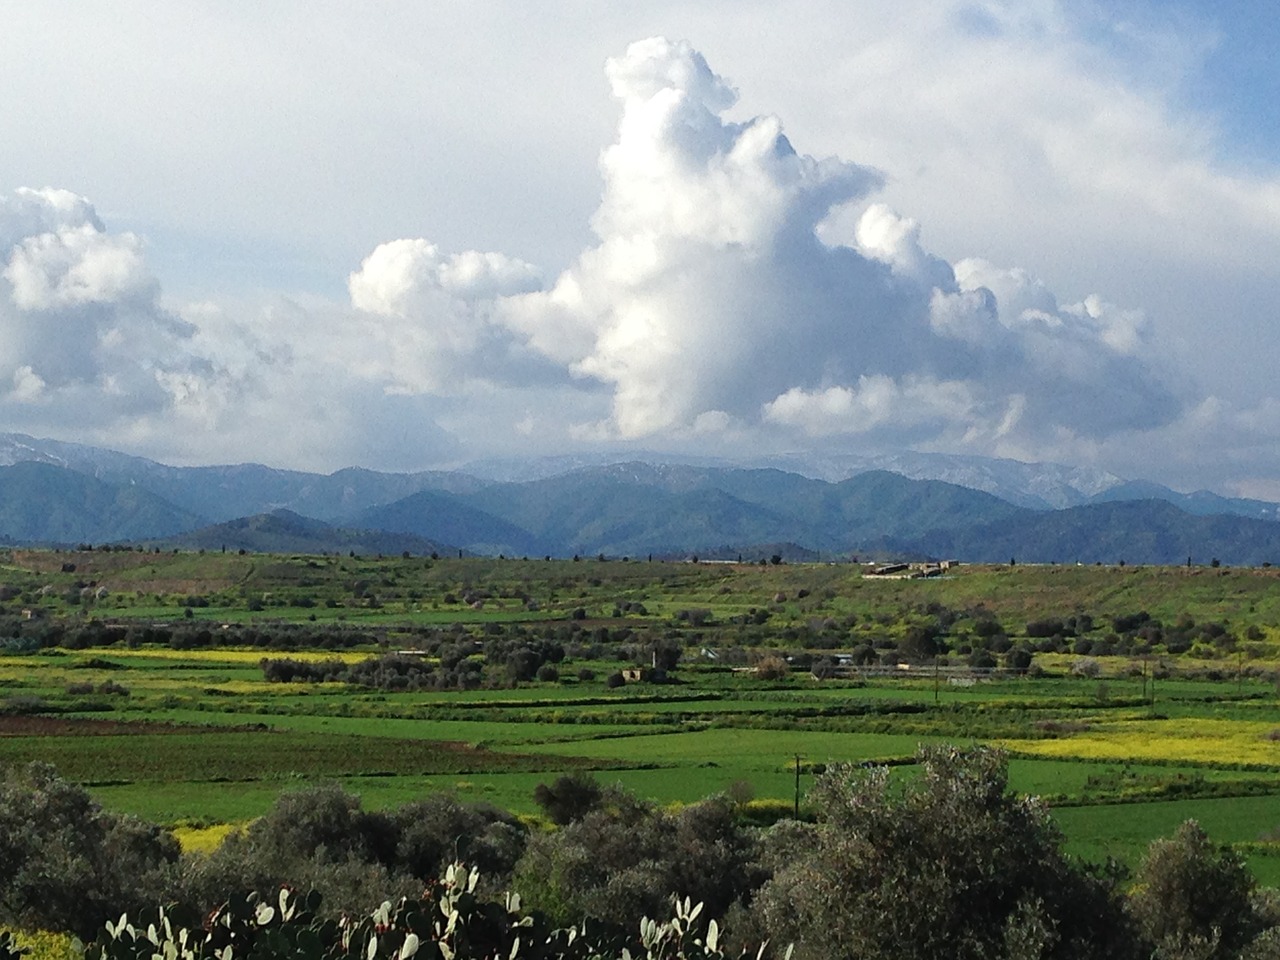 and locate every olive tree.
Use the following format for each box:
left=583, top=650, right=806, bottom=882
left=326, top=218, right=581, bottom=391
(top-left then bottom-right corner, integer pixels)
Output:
left=753, top=745, right=1137, bottom=960
left=513, top=789, right=764, bottom=931
left=0, top=763, right=179, bottom=938
left=1128, top=819, right=1262, bottom=959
